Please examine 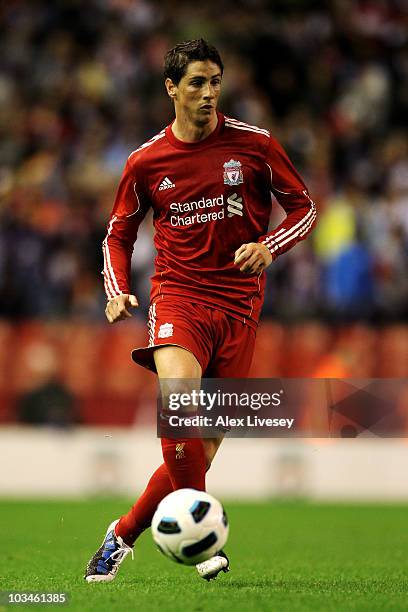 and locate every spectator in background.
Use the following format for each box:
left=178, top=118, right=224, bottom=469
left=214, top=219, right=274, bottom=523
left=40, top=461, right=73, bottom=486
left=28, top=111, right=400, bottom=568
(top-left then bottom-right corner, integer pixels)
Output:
left=0, top=0, right=406, bottom=323
left=324, top=224, right=375, bottom=321
left=16, top=379, right=77, bottom=427
left=15, top=342, right=78, bottom=427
